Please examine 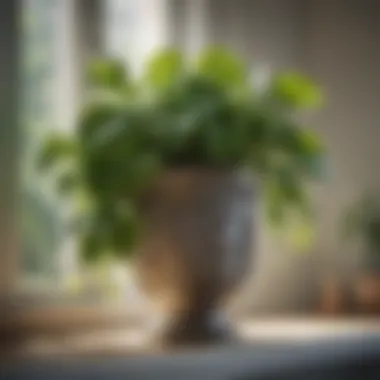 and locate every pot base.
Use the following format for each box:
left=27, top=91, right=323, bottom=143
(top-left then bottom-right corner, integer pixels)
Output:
left=158, top=310, right=236, bottom=346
